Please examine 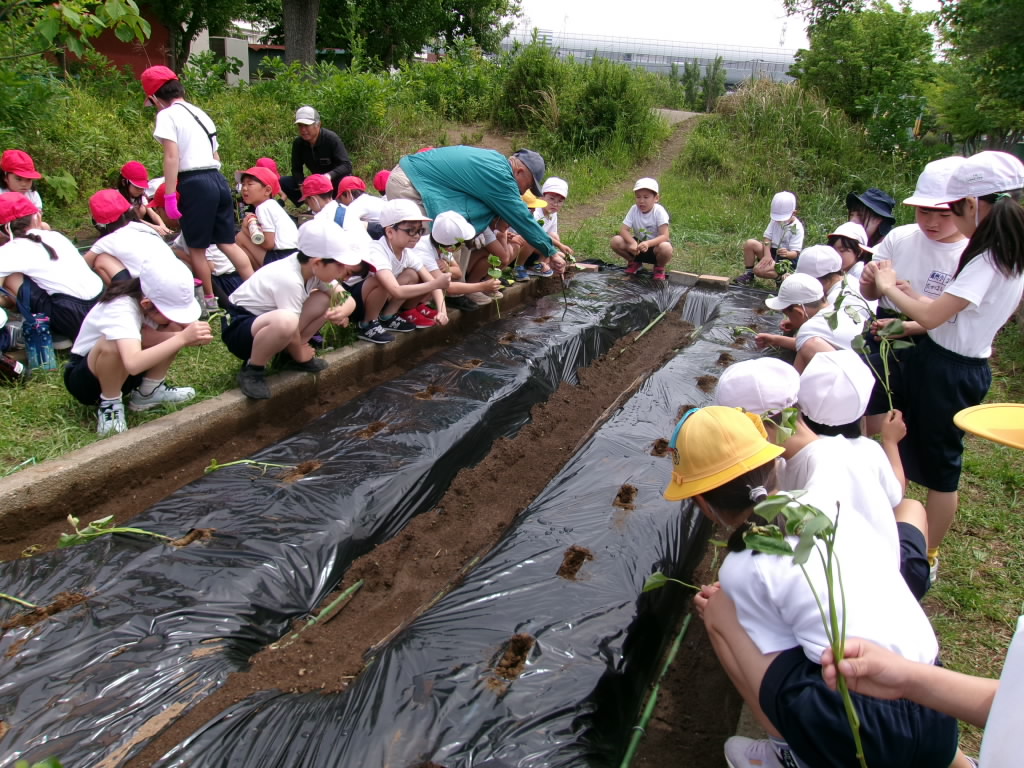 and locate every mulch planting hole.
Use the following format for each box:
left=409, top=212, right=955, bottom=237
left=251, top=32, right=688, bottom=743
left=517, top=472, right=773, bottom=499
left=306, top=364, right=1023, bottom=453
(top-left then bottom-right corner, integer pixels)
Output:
left=676, top=404, right=699, bottom=421
left=531, top=315, right=554, bottom=324
left=498, top=332, right=522, bottom=344
left=414, top=384, right=445, bottom=400
left=493, top=633, right=535, bottom=681
left=278, top=460, right=323, bottom=483
left=556, top=545, right=594, bottom=580
left=357, top=421, right=389, bottom=439
left=613, top=484, right=638, bottom=511
left=170, top=528, right=215, bottom=547
left=651, top=438, right=670, bottom=457
left=716, top=351, right=735, bottom=366
left=2, top=591, right=88, bottom=631
left=696, top=375, right=718, bottom=393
